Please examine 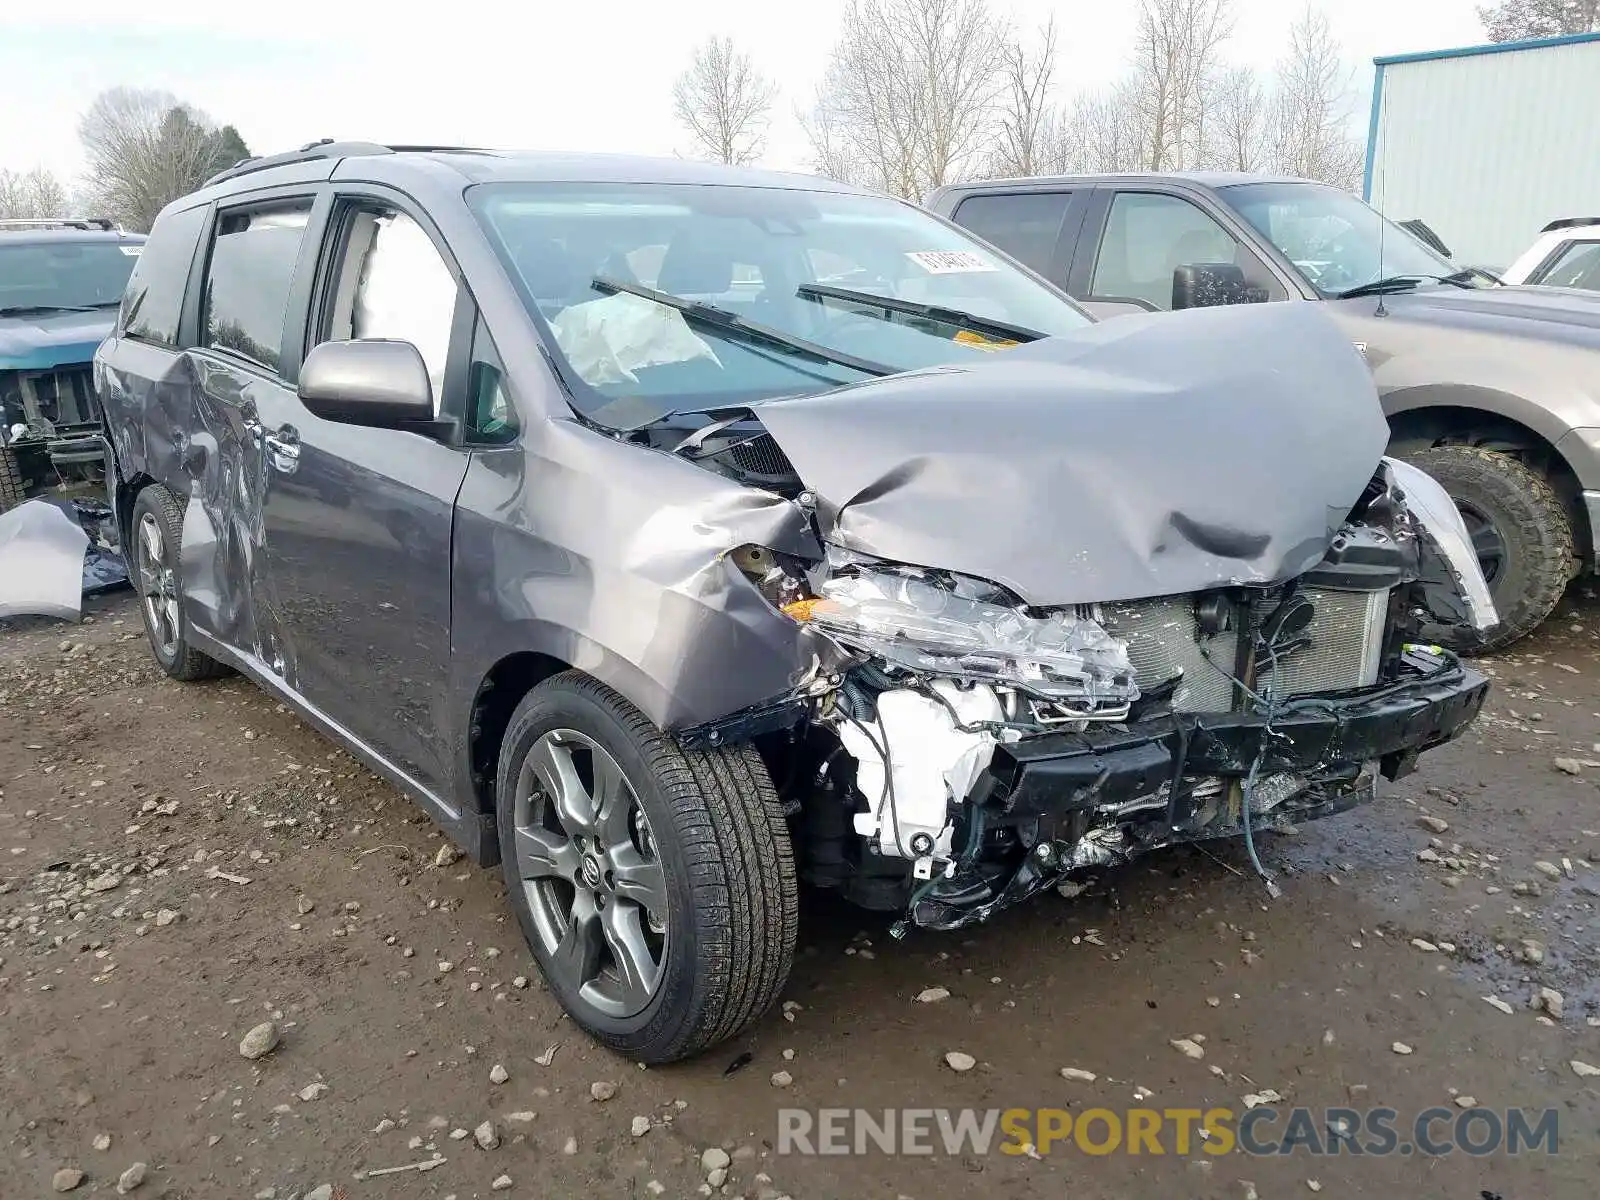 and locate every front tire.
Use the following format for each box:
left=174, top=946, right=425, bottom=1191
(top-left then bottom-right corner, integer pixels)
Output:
left=1402, top=445, right=1574, bottom=652
left=496, top=671, right=797, bottom=1063
left=0, top=445, right=26, bottom=515
left=129, top=485, right=228, bottom=681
